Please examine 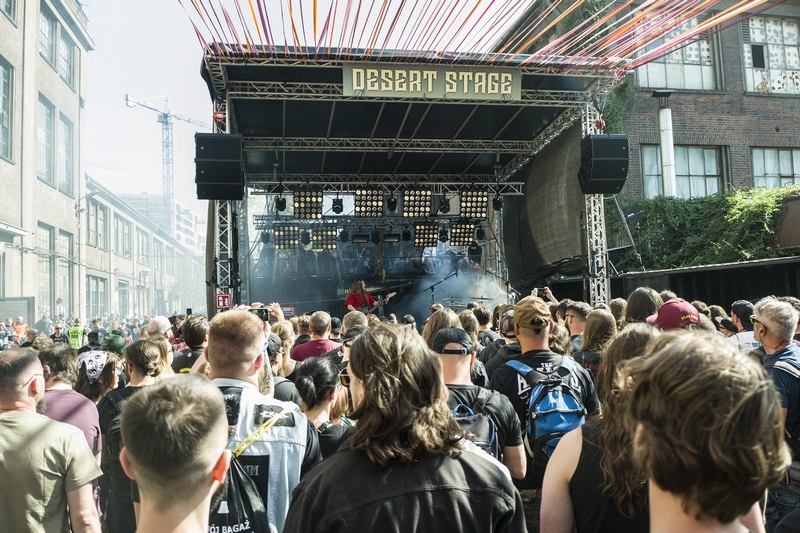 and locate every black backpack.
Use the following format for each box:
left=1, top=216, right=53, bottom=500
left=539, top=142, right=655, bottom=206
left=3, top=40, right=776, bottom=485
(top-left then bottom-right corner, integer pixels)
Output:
left=764, top=359, right=800, bottom=457
left=452, top=388, right=500, bottom=459
left=105, top=390, right=129, bottom=484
